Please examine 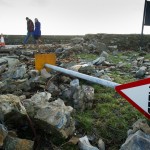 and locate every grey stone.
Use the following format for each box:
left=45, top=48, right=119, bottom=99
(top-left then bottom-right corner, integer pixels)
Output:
left=108, top=45, right=118, bottom=51
left=34, top=98, right=75, bottom=138
left=22, top=50, right=34, bottom=56
left=78, top=136, right=99, bottom=150
left=92, top=57, right=106, bottom=65
left=137, top=57, right=145, bottom=61
left=0, top=124, right=8, bottom=147
left=70, top=79, right=94, bottom=110
left=82, top=85, right=94, bottom=102
left=96, top=42, right=107, bottom=53
left=71, top=44, right=83, bottom=52
left=0, top=64, right=7, bottom=75
left=132, top=119, right=150, bottom=134
left=29, top=70, right=39, bottom=78
left=23, top=92, right=51, bottom=117
left=78, top=65, right=96, bottom=75
left=112, top=50, right=119, bottom=55
left=120, top=130, right=150, bottom=150
left=131, top=60, right=138, bottom=67
left=102, top=61, right=111, bottom=66
left=70, top=79, right=79, bottom=87
left=100, top=75, right=112, bottom=81
left=16, top=78, right=31, bottom=91
left=137, top=57, right=144, bottom=66
left=12, top=65, right=27, bottom=79
left=41, top=68, right=51, bottom=79
left=70, top=64, right=88, bottom=71
left=136, top=66, right=147, bottom=78
left=88, top=44, right=96, bottom=50
left=0, top=58, right=8, bottom=65
left=47, top=82, right=60, bottom=94
left=143, top=62, right=150, bottom=66
left=94, top=70, right=105, bottom=77
left=0, top=94, right=20, bottom=115
left=3, top=136, right=34, bottom=150
left=98, top=139, right=105, bottom=150
left=71, top=37, right=84, bottom=44
left=29, top=76, right=47, bottom=89
left=100, top=51, right=109, bottom=58
left=2, top=57, right=19, bottom=69
left=55, top=47, right=63, bottom=53
left=117, top=62, right=128, bottom=68
left=60, top=76, right=71, bottom=83
left=61, top=88, right=72, bottom=100
left=0, top=78, right=31, bottom=93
